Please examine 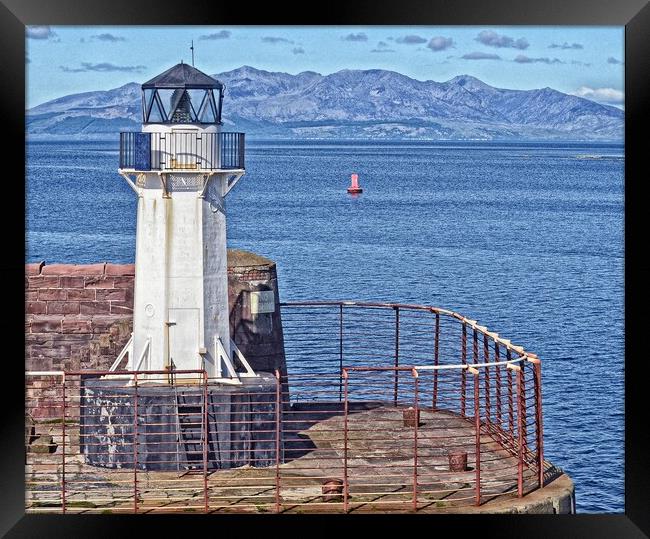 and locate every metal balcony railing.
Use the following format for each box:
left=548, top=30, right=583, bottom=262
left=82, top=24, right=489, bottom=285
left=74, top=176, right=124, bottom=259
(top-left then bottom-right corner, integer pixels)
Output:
left=119, top=131, right=245, bottom=171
